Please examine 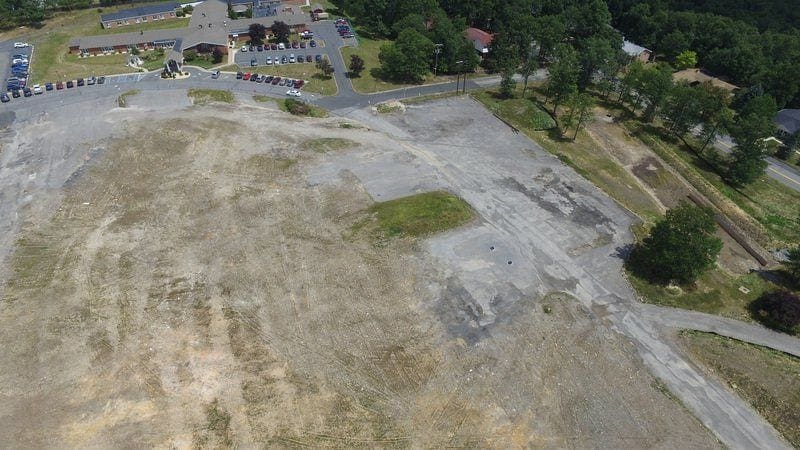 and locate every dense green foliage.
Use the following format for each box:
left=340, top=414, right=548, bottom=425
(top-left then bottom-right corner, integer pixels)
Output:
left=628, top=203, right=723, bottom=285
left=749, top=290, right=800, bottom=333
left=608, top=0, right=800, bottom=107
left=378, top=29, right=435, bottom=82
